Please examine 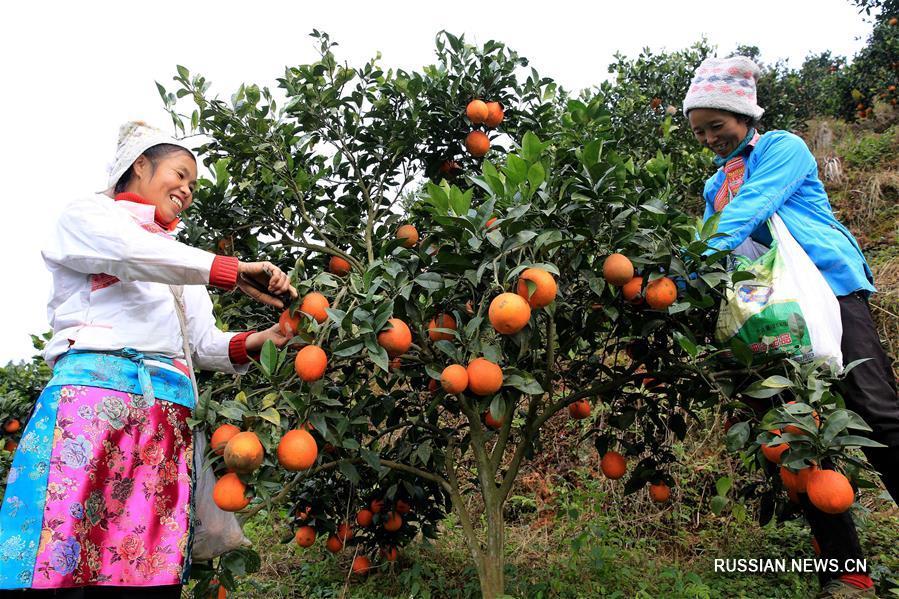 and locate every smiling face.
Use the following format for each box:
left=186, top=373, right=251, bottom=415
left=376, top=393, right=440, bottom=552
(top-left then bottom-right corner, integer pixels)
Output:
left=688, top=108, right=751, bottom=158
left=125, top=150, right=197, bottom=224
